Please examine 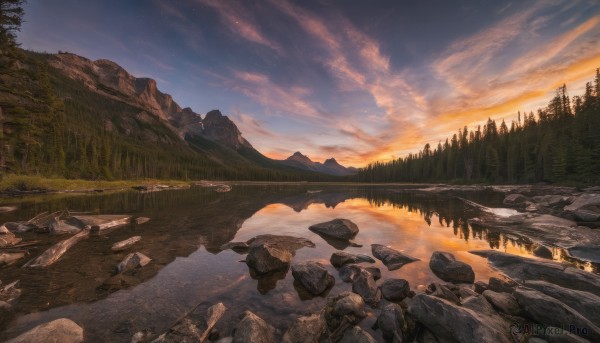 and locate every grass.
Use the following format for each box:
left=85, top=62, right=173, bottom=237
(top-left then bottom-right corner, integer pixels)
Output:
left=0, top=174, right=191, bottom=193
